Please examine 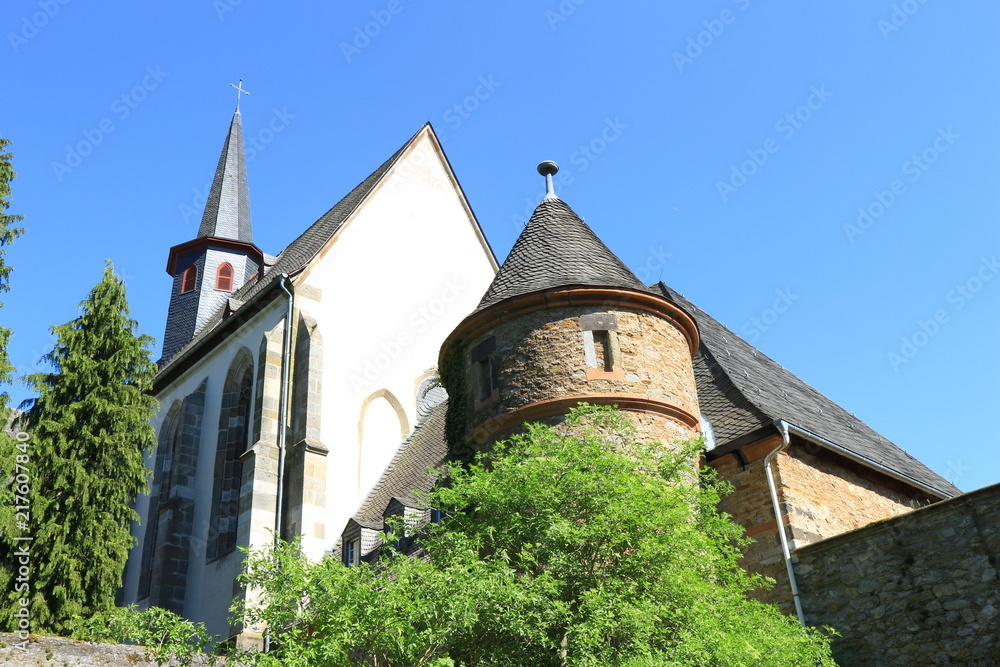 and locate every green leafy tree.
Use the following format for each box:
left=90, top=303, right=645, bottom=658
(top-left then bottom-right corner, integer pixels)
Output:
left=237, top=406, right=835, bottom=666
left=71, top=604, right=217, bottom=666
left=0, top=261, right=158, bottom=633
